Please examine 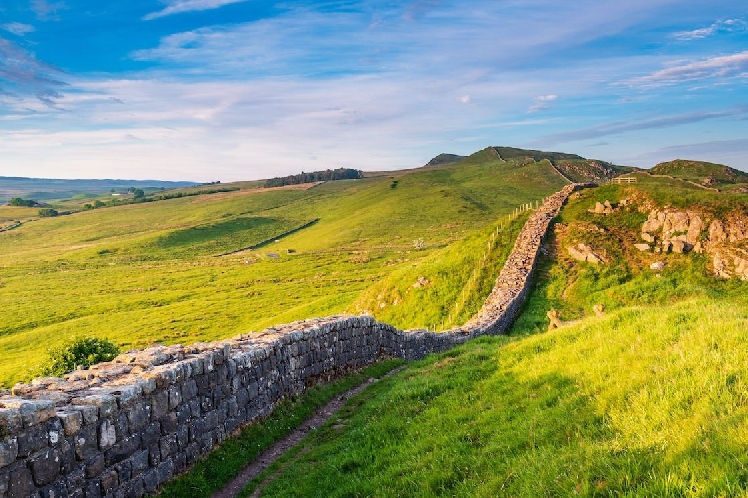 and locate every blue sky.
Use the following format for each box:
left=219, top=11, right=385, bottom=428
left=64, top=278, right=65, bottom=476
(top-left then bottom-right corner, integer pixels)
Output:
left=0, top=0, right=746, bottom=181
